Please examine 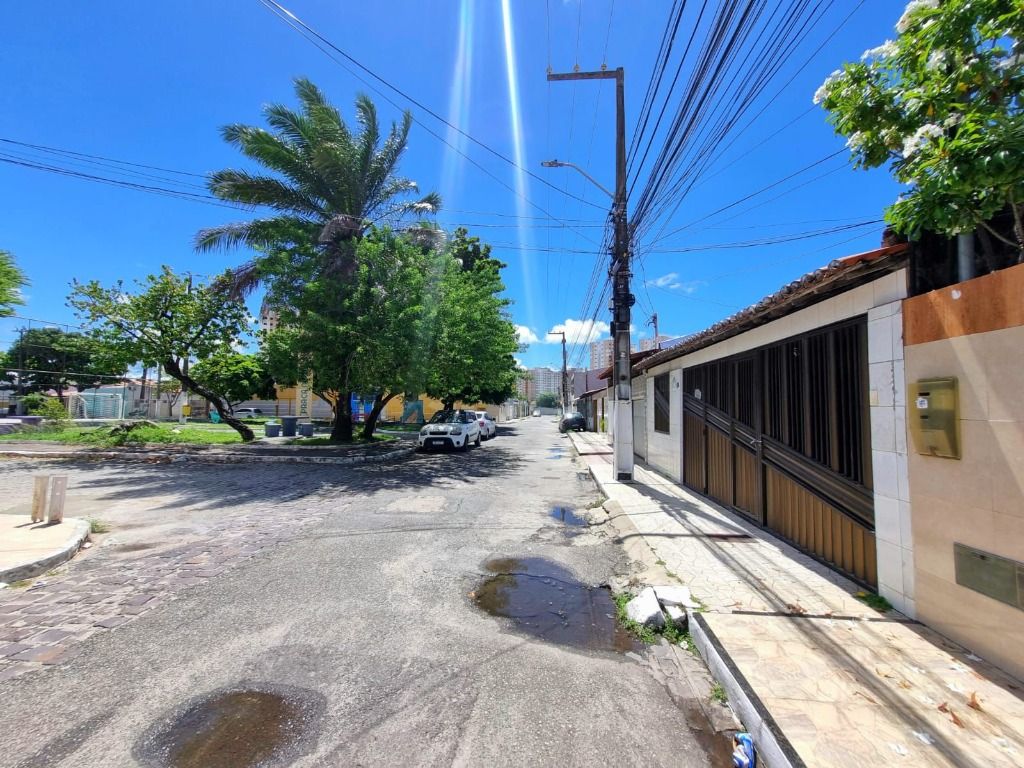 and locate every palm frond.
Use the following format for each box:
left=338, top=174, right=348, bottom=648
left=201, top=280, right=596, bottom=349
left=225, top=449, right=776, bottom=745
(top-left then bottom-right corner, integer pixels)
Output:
left=208, top=169, right=326, bottom=217
left=194, top=216, right=311, bottom=253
